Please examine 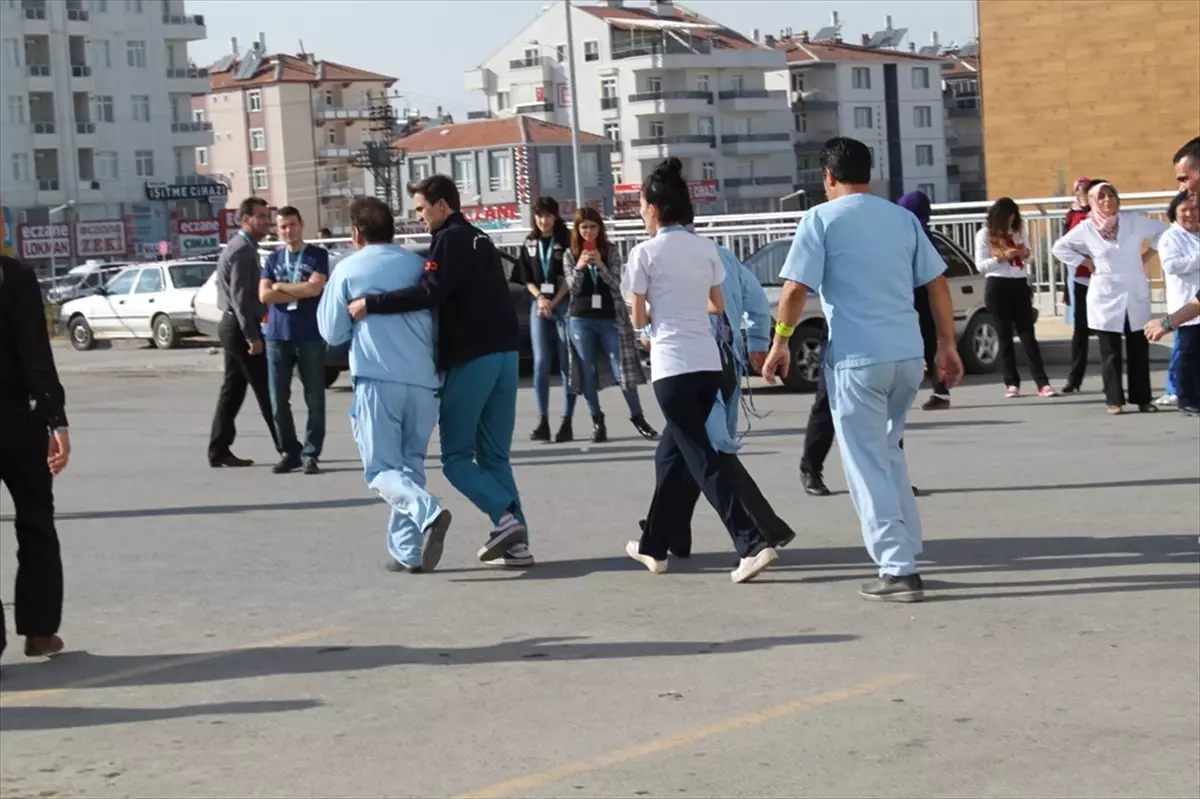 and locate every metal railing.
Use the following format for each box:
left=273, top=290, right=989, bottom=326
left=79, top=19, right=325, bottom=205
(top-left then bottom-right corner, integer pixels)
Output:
left=627, top=90, right=712, bottom=103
